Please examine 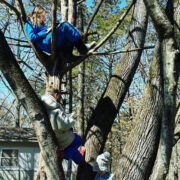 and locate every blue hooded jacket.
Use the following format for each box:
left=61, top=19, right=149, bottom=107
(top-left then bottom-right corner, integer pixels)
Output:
left=25, top=20, right=80, bottom=54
